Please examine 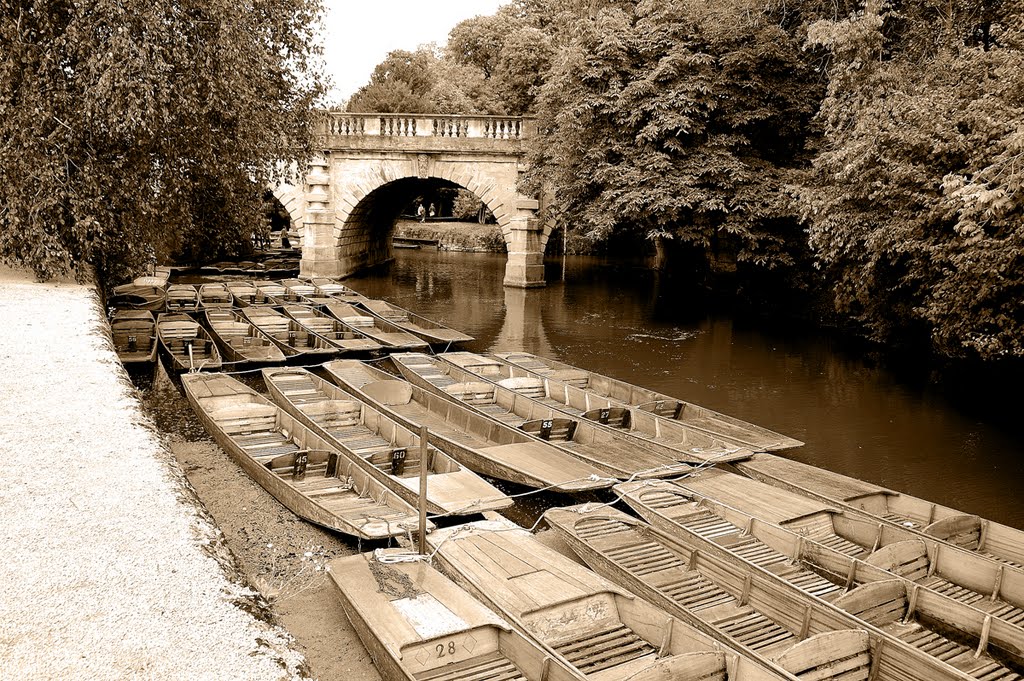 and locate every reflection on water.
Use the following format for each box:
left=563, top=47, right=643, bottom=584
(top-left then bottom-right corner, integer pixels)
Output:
left=347, top=249, right=1024, bottom=529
